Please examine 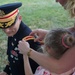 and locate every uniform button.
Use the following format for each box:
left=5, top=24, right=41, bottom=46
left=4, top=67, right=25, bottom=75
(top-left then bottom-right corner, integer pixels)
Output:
left=14, top=38, right=16, bottom=41
left=11, top=42, right=14, bottom=46
left=9, top=67, right=11, bottom=70
left=10, top=55, right=13, bottom=58
left=14, top=47, right=18, bottom=51
left=10, top=73, right=12, bottom=75
left=13, top=61, right=15, bottom=63
left=15, top=57, right=18, bottom=60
